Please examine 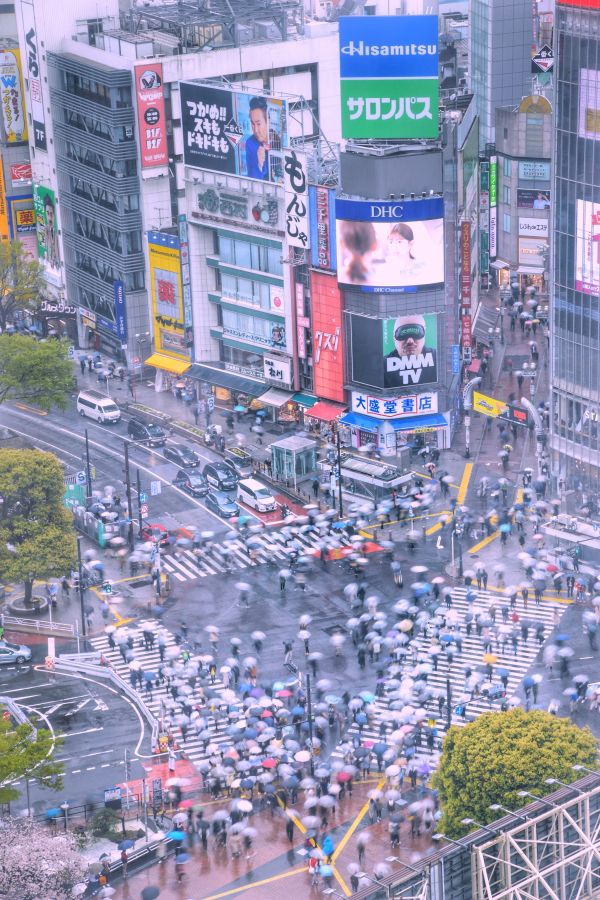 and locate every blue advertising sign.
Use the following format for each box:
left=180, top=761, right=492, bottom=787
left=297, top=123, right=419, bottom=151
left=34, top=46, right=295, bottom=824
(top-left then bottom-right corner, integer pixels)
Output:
left=113, top=280, right=127, bottom=342
left=451, top=344, right=461, bottom=374
left=308, top=185, right=337, bottom=271
left=336, top=197, right=443, bottom=223
left=339, top=15, right=439, bottom=79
